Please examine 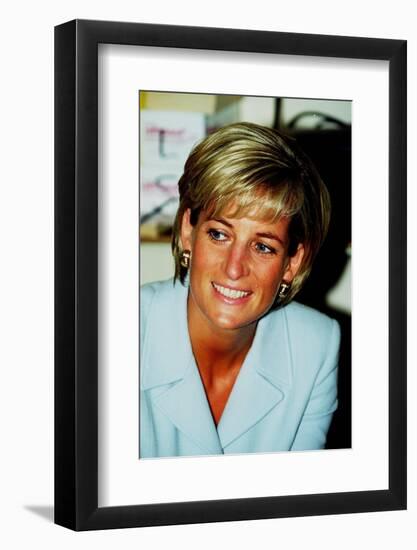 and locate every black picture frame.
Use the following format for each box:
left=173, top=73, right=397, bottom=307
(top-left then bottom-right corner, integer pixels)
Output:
left=54, top=19, right=407, bottom=531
